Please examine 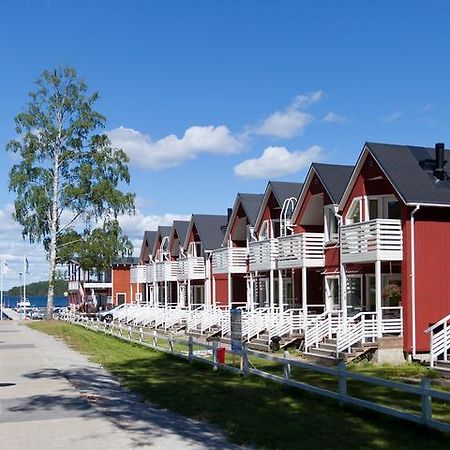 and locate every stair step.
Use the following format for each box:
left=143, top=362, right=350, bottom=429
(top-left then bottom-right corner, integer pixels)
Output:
left=309, top=347, right=336, bottom=358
